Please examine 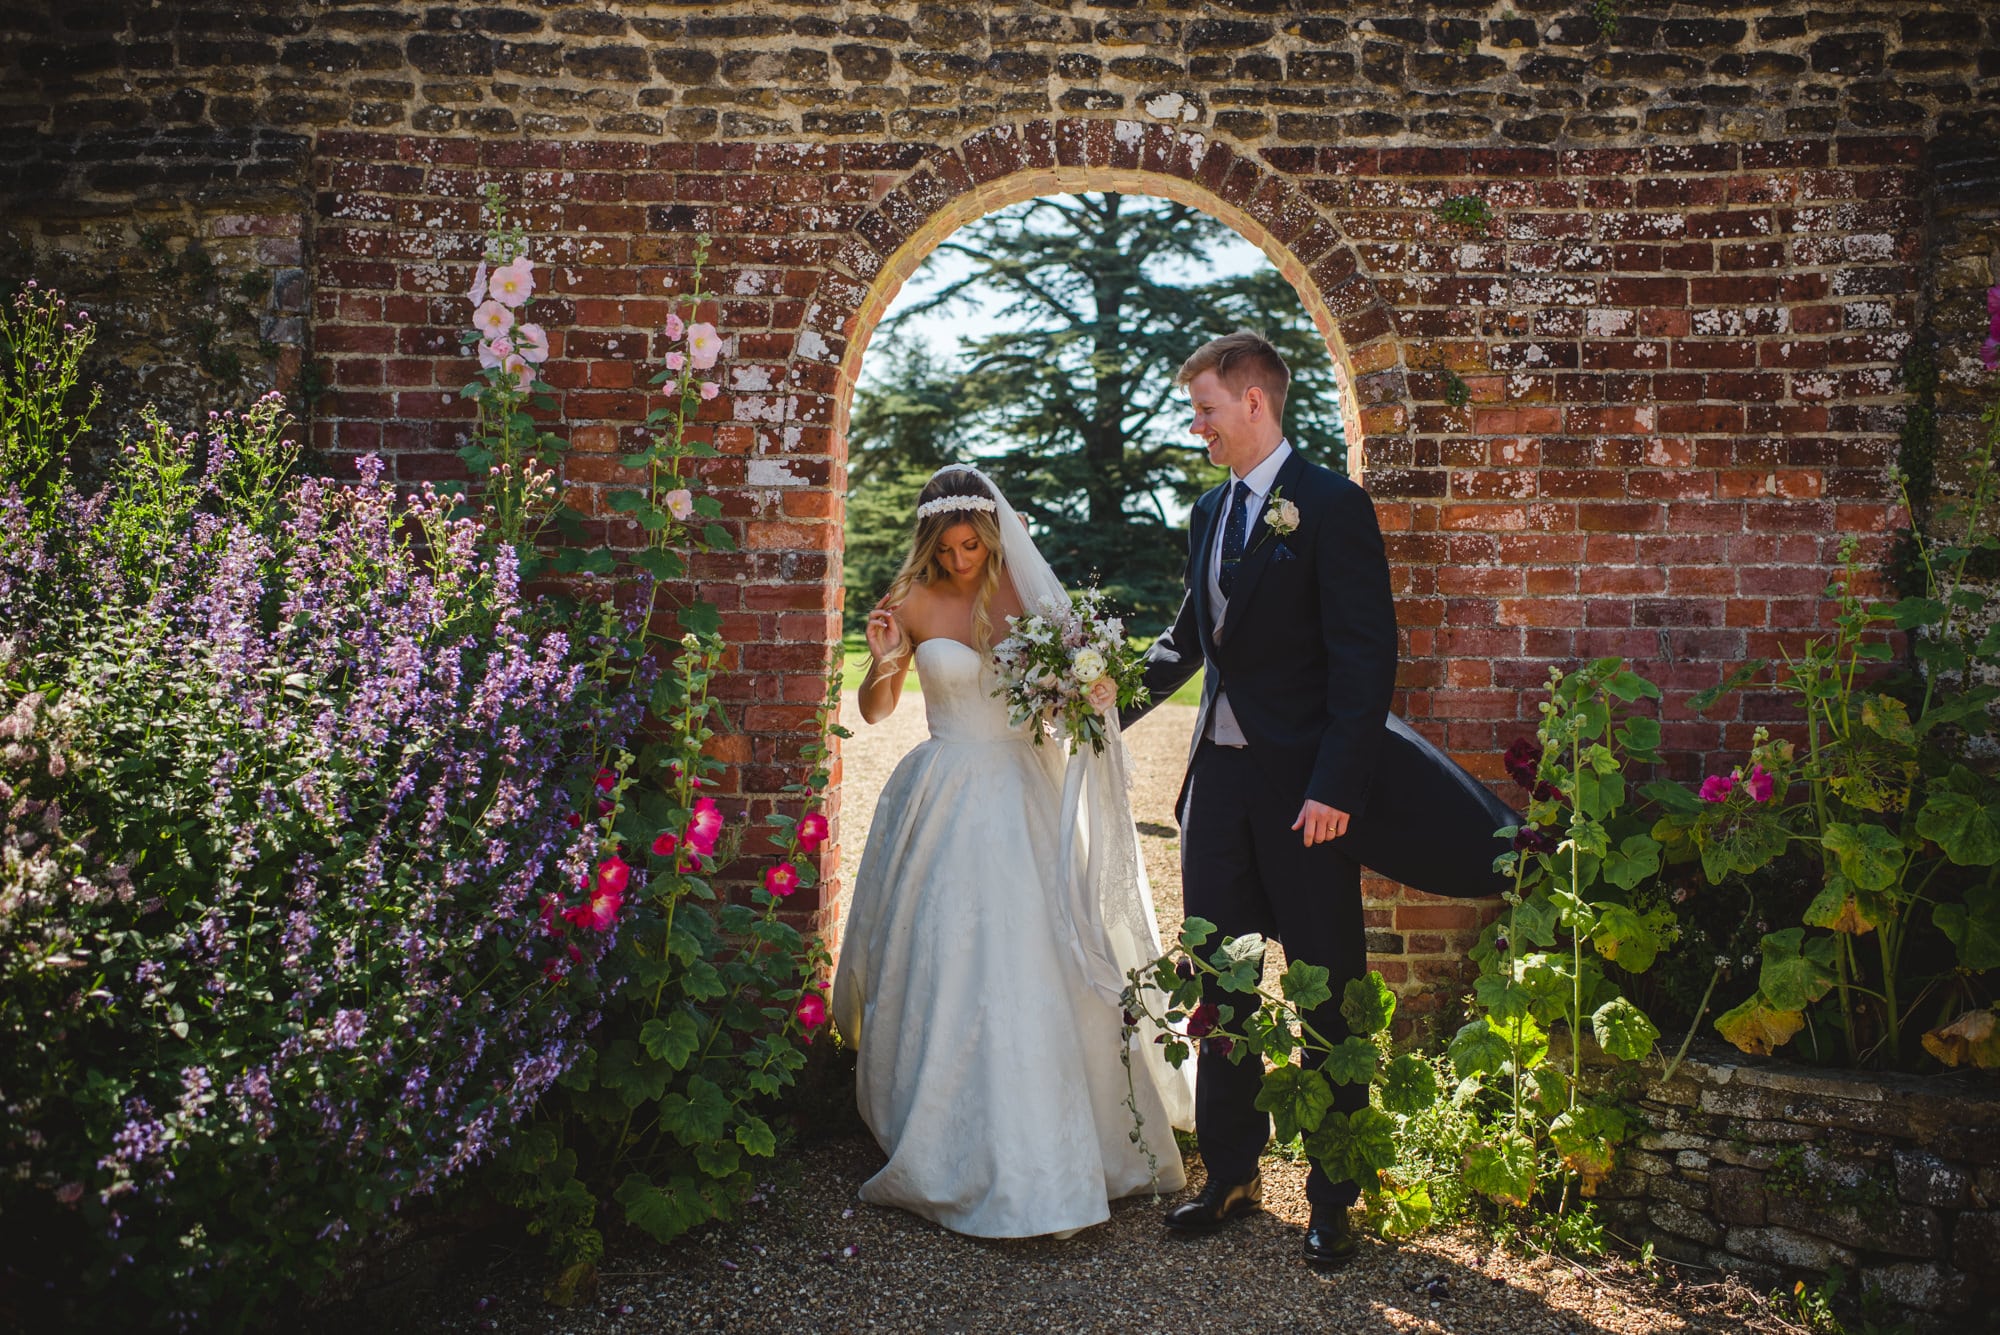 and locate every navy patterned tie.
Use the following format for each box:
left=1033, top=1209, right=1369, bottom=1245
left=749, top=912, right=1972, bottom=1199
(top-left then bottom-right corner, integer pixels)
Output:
left=1218, top=479, right=1252, bottom=599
